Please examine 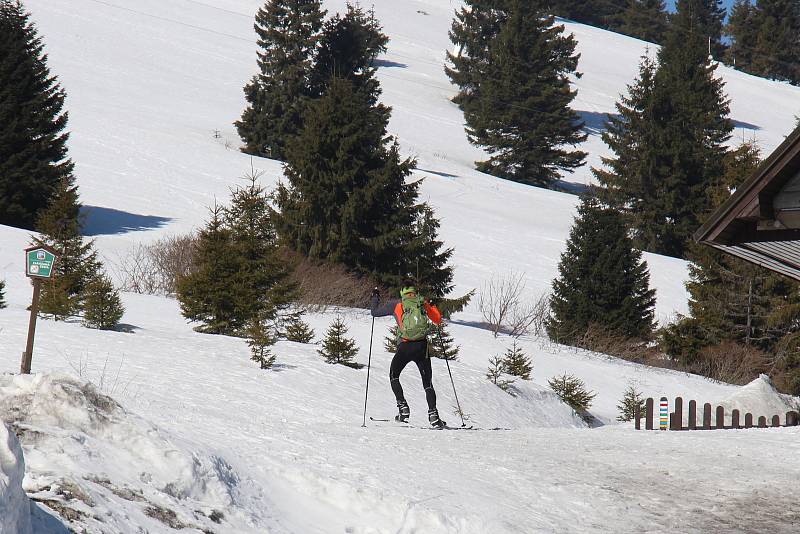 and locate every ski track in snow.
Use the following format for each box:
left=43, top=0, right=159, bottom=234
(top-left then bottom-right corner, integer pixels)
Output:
left=1, top=0, right=799, bottom=531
